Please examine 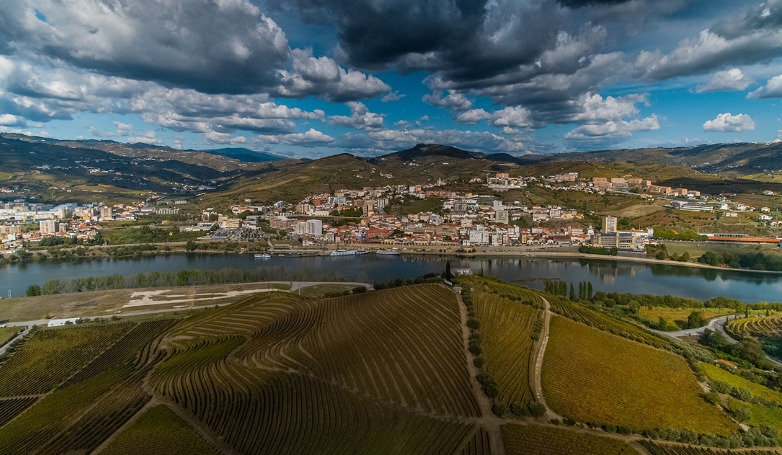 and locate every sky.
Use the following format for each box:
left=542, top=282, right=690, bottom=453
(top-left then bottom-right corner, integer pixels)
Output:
left=1, top=0, right=782, bottom=158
